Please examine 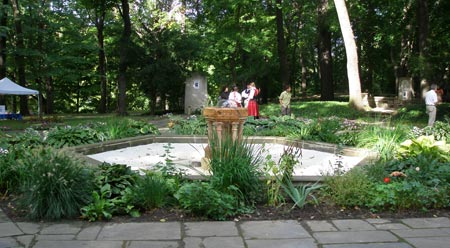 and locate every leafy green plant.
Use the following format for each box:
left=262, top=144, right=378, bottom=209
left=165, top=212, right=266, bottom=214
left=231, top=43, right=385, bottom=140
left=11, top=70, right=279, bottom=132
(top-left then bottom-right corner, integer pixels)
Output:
left=124, top=171, right=171, bottom=210
left=100, top=118, right=159, bottom=139
left=396, top=135, right=450, bottom=162
left=94, top=163, right=139, bottom=198
left=321, top=168, right=374, bottom=207
left=281, top=180, right=321, bottom=209
left=45, top=125, right=105, bottom=148
left=174, top=182, right=238, bottom=220
left=81, top=184, right=114, bottom=222
left=208, top=136, right=264, bottom=203
left=17, top=147, right=94, bottom=220
left=171, top=115, right=207, bottom=135
left=357, top=124, right=406, bottom=161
